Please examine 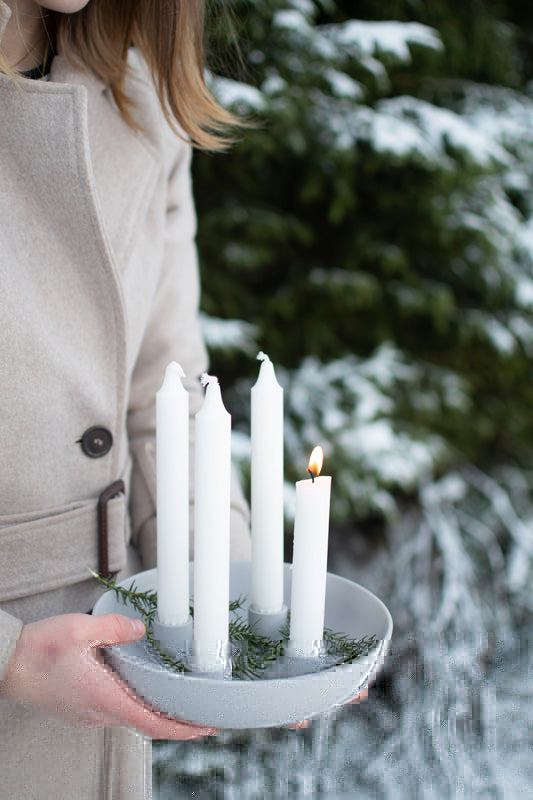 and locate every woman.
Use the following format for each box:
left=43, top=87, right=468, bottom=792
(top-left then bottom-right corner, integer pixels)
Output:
left=0, top=1, right=251, bottom=797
